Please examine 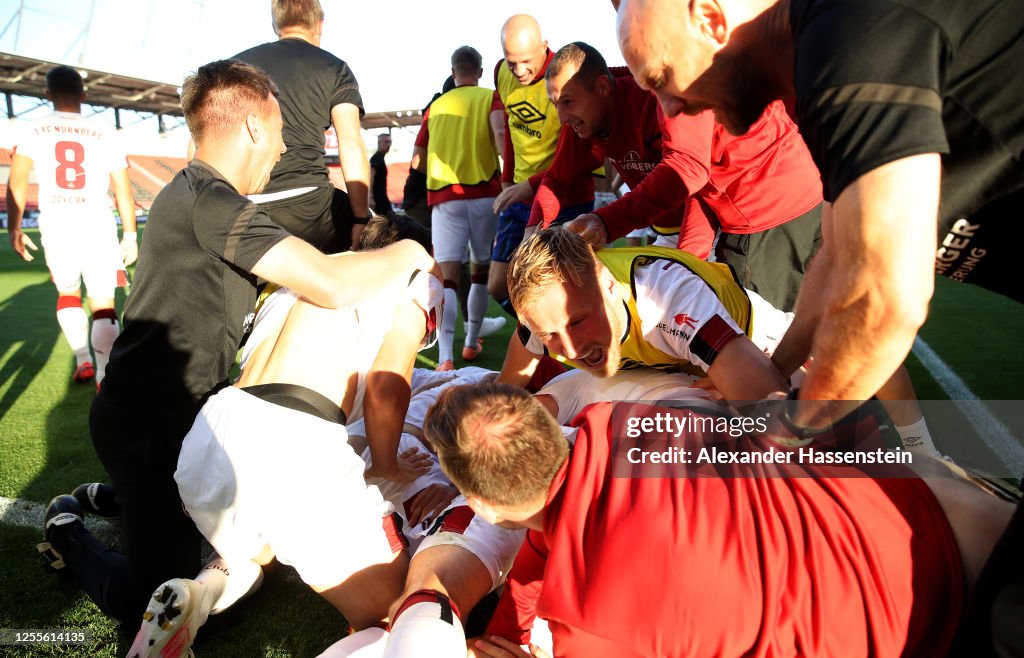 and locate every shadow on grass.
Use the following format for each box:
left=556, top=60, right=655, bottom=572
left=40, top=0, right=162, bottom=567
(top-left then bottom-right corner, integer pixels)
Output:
left=0, top=281, right=61, bottom=417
